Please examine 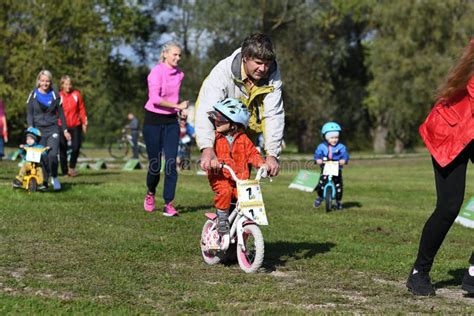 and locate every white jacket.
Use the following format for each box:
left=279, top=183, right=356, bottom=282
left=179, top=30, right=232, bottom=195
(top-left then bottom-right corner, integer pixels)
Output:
left=195, top=48, right=285, bottom=158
